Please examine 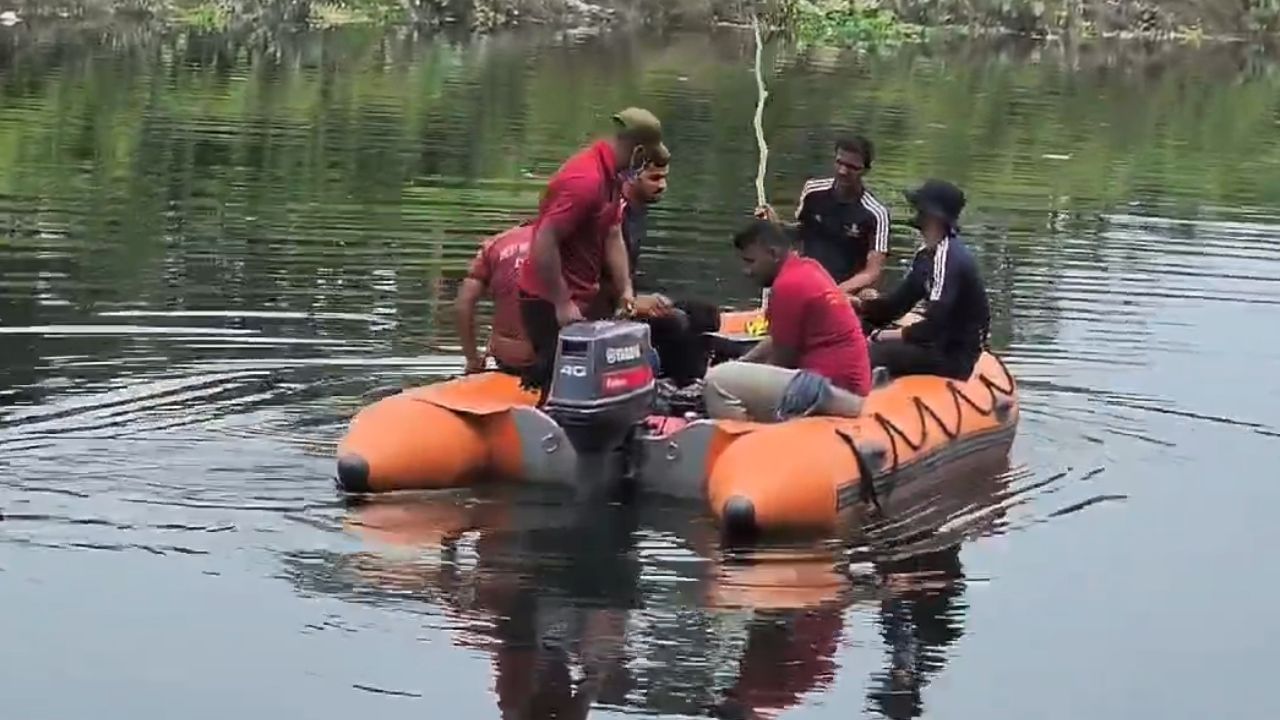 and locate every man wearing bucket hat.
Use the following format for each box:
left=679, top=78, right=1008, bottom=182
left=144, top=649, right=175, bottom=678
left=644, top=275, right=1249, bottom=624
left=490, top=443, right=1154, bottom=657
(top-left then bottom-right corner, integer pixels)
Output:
left=856, top=179, right=991, bottom=380
left=516, top=107, right=672, bottom=396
